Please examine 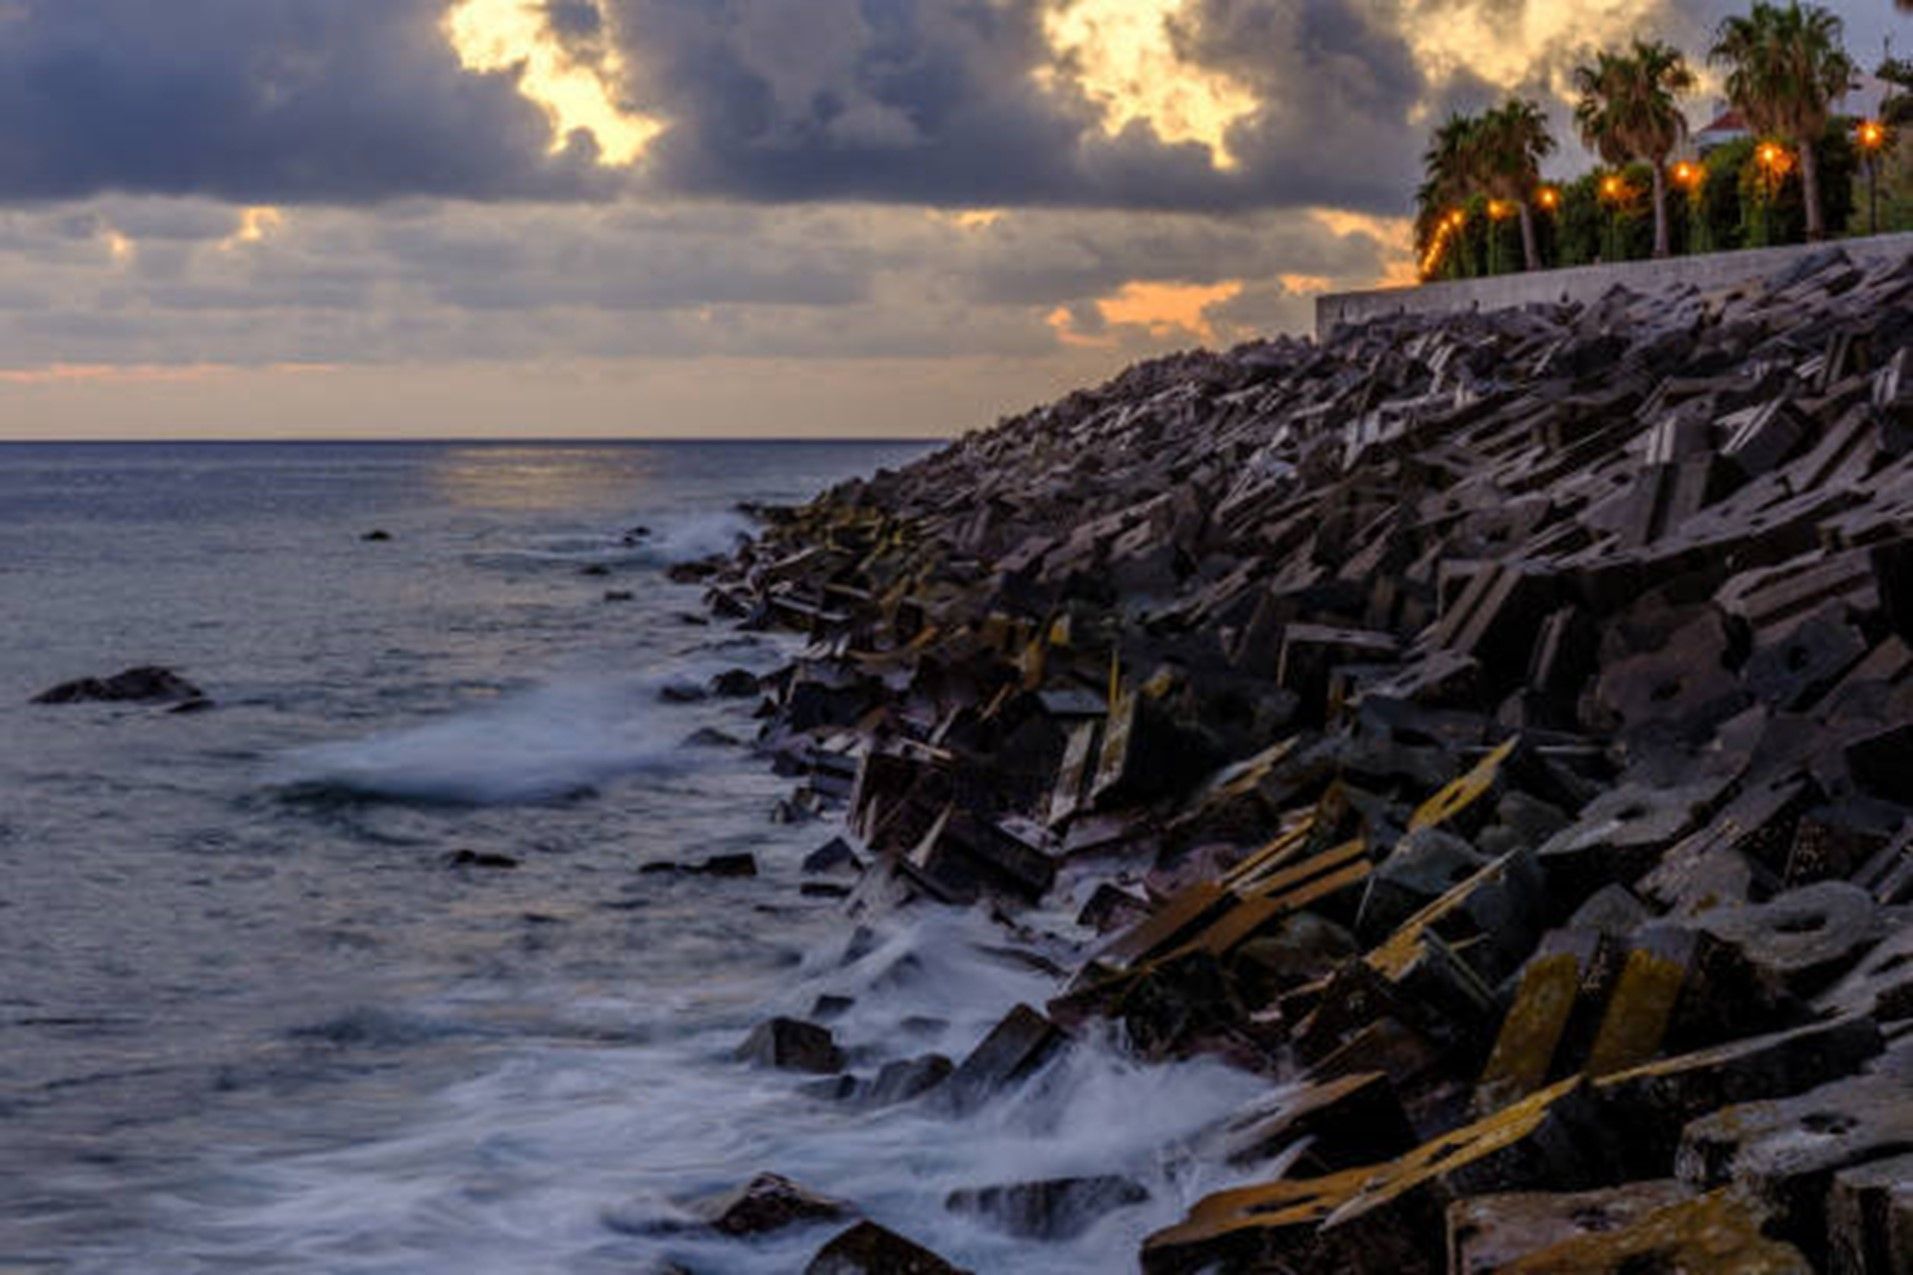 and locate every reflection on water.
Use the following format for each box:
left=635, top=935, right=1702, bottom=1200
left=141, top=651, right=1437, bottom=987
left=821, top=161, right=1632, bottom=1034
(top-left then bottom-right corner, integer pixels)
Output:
left=429, top=446, right=661, bottom=512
